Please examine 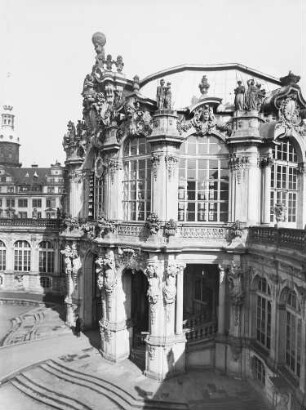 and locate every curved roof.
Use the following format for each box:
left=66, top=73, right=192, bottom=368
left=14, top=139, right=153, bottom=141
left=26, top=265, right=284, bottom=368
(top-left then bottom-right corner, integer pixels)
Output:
left=140, top=64, right=281, bottom=110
